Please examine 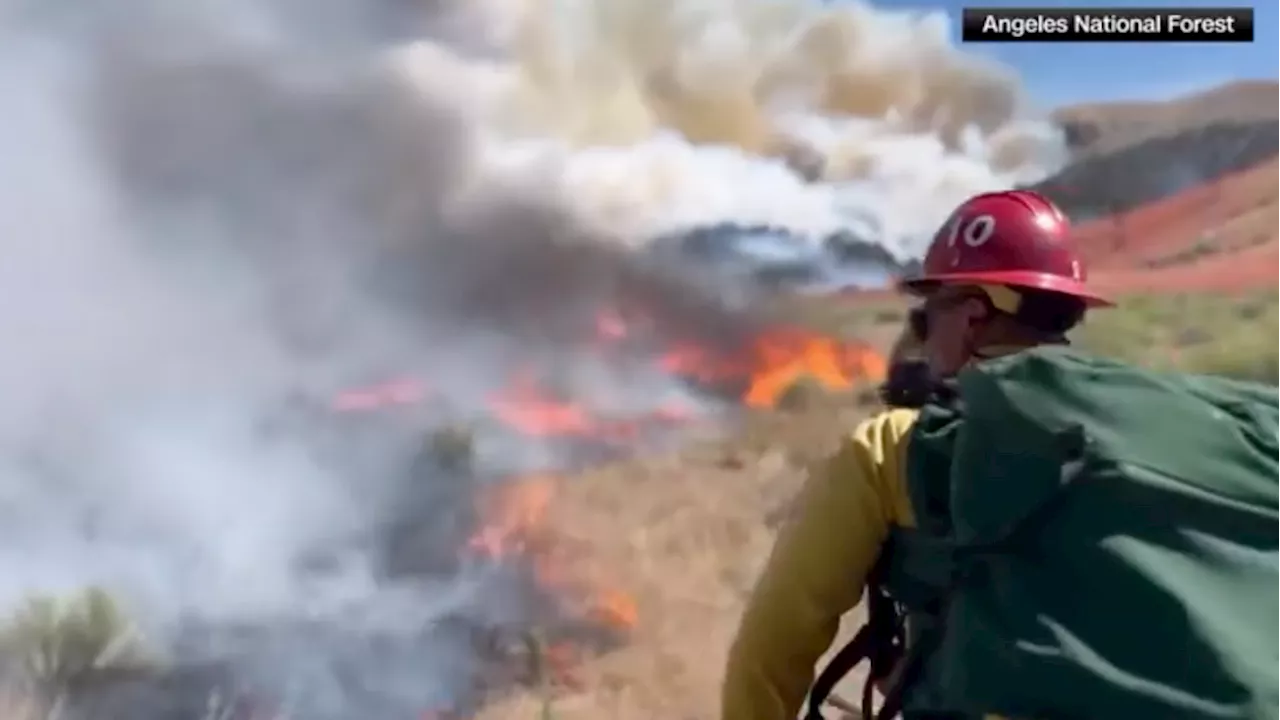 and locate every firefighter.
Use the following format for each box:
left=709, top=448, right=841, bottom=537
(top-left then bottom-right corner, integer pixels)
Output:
left=719, top=189, right=1113, bottom=720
